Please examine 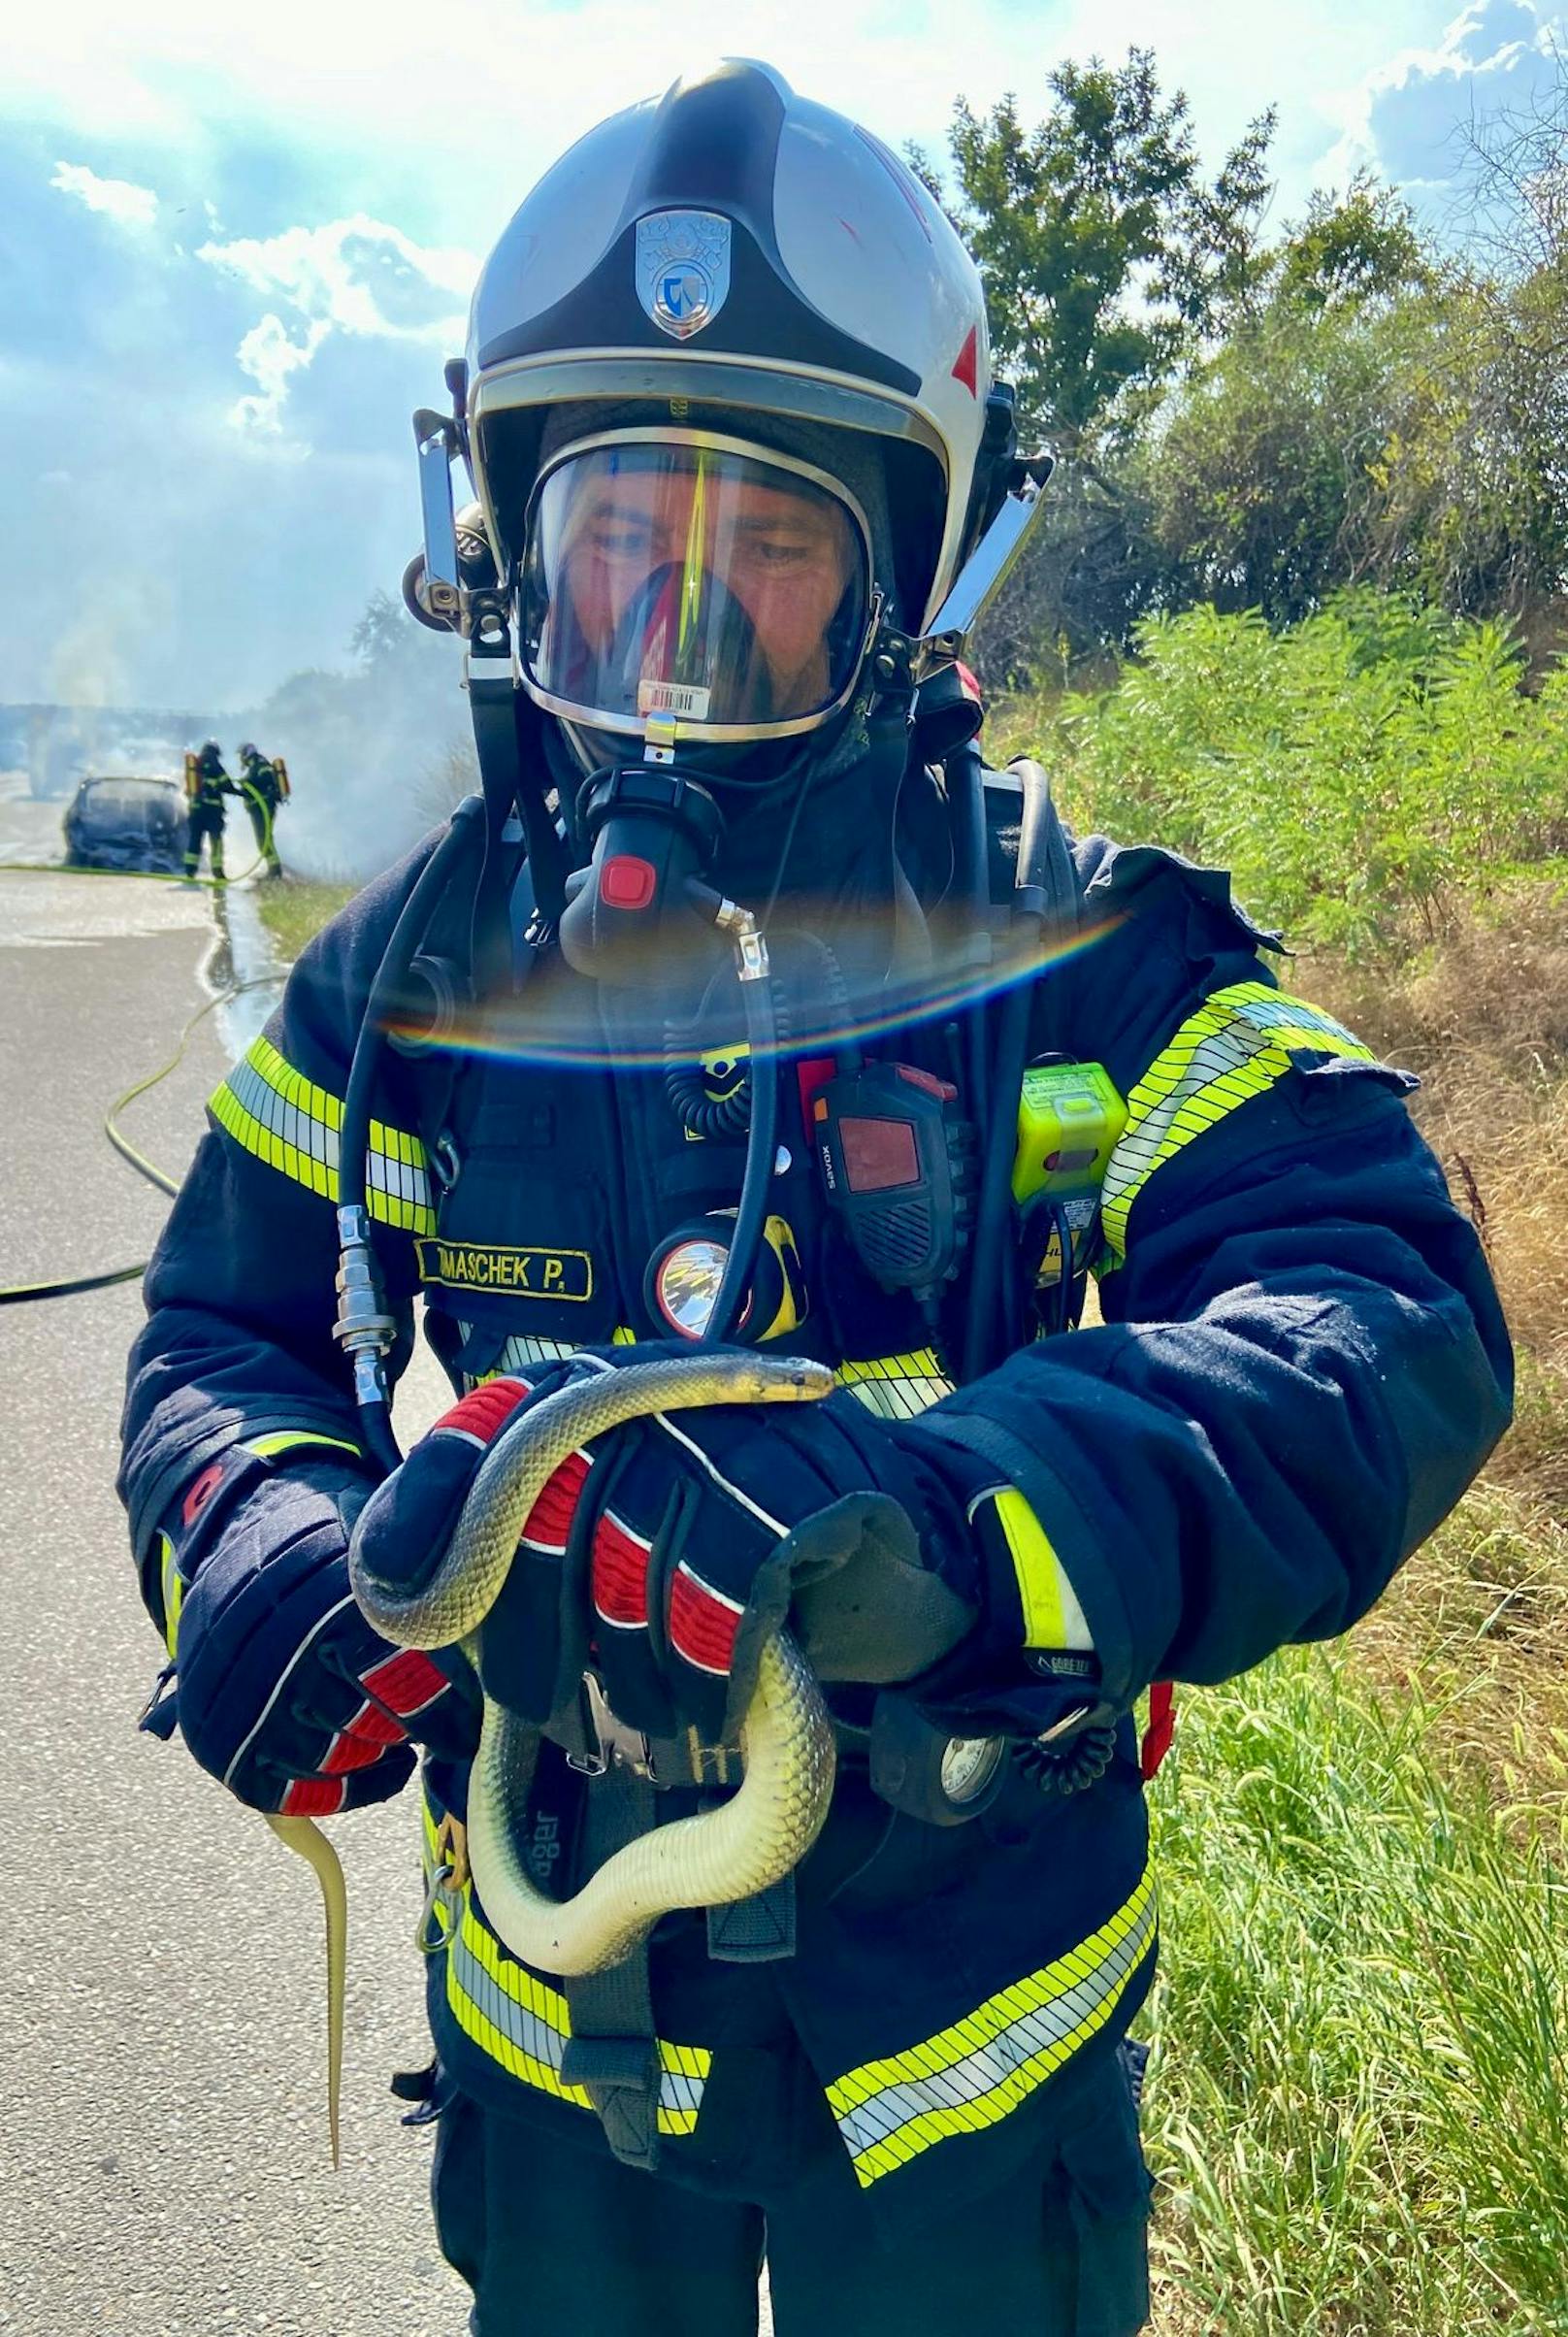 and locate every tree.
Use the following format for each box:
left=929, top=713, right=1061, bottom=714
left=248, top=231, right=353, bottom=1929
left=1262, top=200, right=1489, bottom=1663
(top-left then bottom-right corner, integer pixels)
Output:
left=1127, top=294, right=1433, bottom=625
left=1113, top=188, right=1466, bottom=631
left=911, top=51, right=1275, bottom=450
left=1269, top=176, right=1431, bottom=314
left=1360, top=270, right=1568, bottom=629
left=349, top=587, right=413, bottom=670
